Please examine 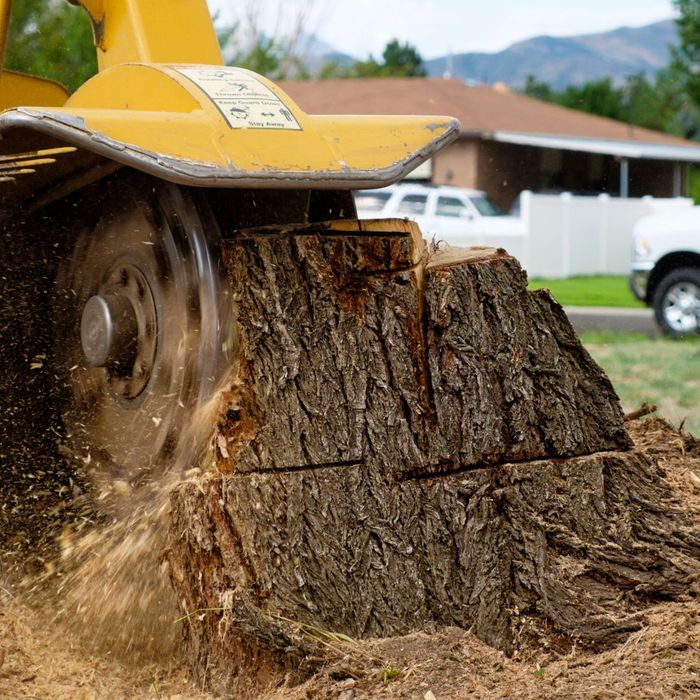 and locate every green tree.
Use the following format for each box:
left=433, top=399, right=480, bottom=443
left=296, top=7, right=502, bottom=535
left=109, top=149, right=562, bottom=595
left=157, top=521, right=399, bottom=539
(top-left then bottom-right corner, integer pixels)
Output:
left=556, top=78, right=625, bottom=120
left=221, top=27, right=284, bottom=78
left=317, top=57, right=352, bottom=79
left=624, top=70, right=697, bottom=136
left=672, top=0, right=700, bottom=108
left=4, top=1, right=313, bottom=88
left=217, top=12, right=311, bottom=80
left=522, top=76, right=625, bottom=119
left=380, top=39, right=426, bottom=77
left=350, top=56, right=384, bottom=77
left=523, top=75, right=555, bottom=101
left=520, top=71, right=696, bottom=139
left=4, top=0, right=97, bottom=92
left=319, top=39, right=426, bottom=79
